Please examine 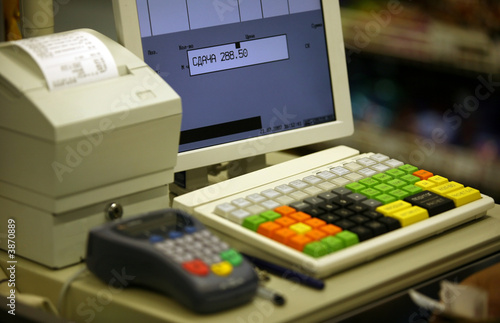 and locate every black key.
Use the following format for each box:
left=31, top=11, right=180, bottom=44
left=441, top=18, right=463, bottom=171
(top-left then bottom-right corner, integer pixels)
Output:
left=347, top=193, right=367, bottom=203
left=307, top=208, right=325, bottom=217
left=334, top=208, right=355, bottom=218
left=364, top=221, right=388, bottom=236
left=349, top=226, right=373, bottom=241
left=363, top=210, right=383, bottom=220
left=318, top=214, right=341, bottom=224
left=332, top=187, right=353, bottom=197
left=289, top=201, right=311, bottom=213
left=405, top=191, right=455, bottom=216
left=332, top=196, right=353, bottom=208
left=334, top=219, right=356, bottom=230
left=303, top=196, right=324, bottom=207
left=362, top=199, right=383, bottom=210
left=378, top=217, right=401, bottom=231
left=319, top=202, right=340, bottom=213
left=348, top=203, right=367, bottom=213
left=349, top=214, right=370, bottom=225
left=318, top=192, right=337, bottom=203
